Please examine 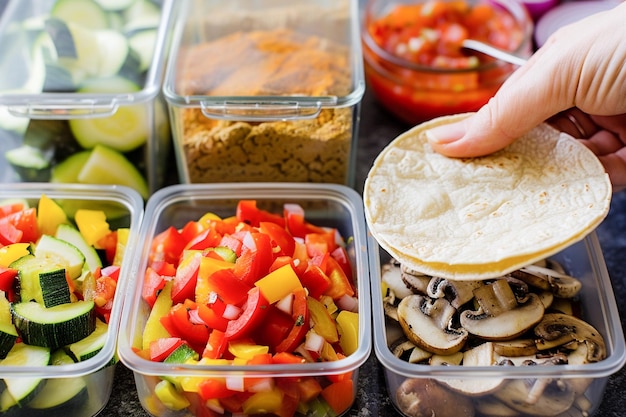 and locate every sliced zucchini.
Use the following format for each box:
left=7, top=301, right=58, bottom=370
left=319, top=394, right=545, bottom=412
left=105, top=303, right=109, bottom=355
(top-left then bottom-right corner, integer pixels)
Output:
left=10, top=254, right=71, bottom=308
left=95, top=0, right=139, bottom=12
left=55, top=224, right=102, bottom=274
left=51, top=150, right=91, bottom=184
left=0, top=343, right=51, bottom=412
left=164, top=343, right=199, bottom=364
left=50, top=0, right=110, bottom=30
left=123, top=0, right=161, bottom=33
left=128, top=28, right=157, bottom=72
left=11, top=300, right=96, bottom=348
left=34, top=234, right=85, bottom=280
left=45, top=18, right=101, bottom=78
left=0, top=323, right=18, bottom=359
left=77, top=144, right=149, bottom=199
left=26, top=374, right=88, bottom=413
left=4, top=145, right=53, bottom=182
left=66, top=318, right=108, bottom=362
left=68, top=76, right=148, bottom=152
left=94, top=28, right=140, bottom=78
